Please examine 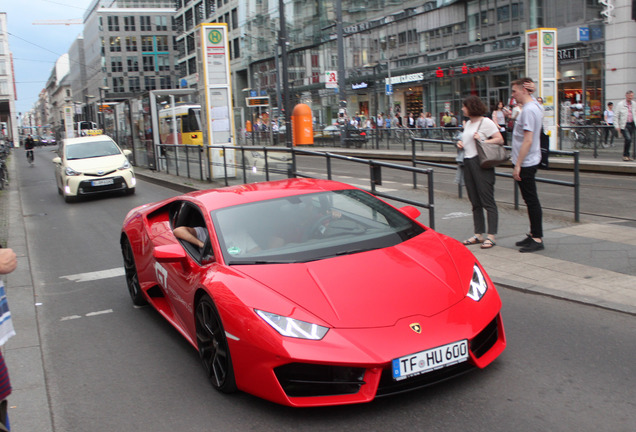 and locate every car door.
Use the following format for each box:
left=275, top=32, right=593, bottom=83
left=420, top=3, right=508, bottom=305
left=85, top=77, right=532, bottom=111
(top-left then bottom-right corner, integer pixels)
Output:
left=158, top=201, right=215, bottom=332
